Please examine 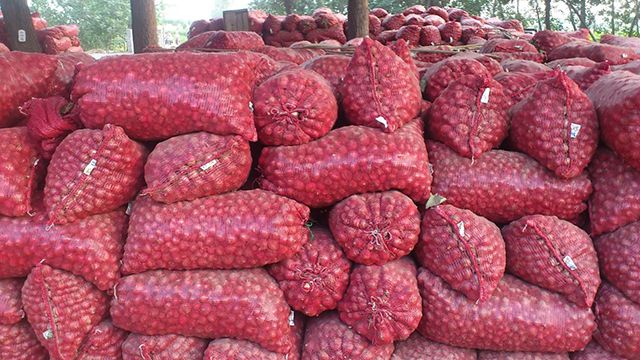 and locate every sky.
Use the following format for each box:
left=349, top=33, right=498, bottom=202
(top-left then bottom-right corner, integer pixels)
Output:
left=162, top=0, right=251, bottom=22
